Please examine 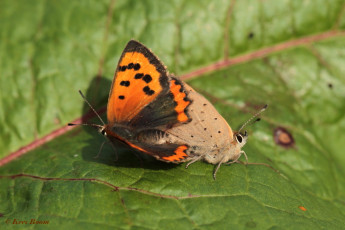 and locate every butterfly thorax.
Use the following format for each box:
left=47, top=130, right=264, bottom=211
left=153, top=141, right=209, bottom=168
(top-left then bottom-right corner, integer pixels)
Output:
left=102, top=125, right=128, bottom=145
